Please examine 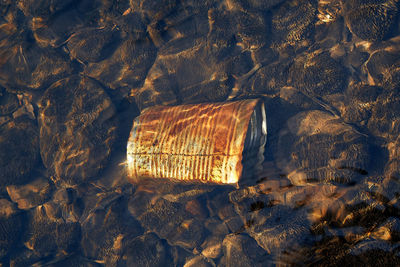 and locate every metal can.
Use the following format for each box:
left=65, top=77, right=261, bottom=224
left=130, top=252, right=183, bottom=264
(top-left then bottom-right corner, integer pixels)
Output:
left=127, top=99, right=267, bottom=185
